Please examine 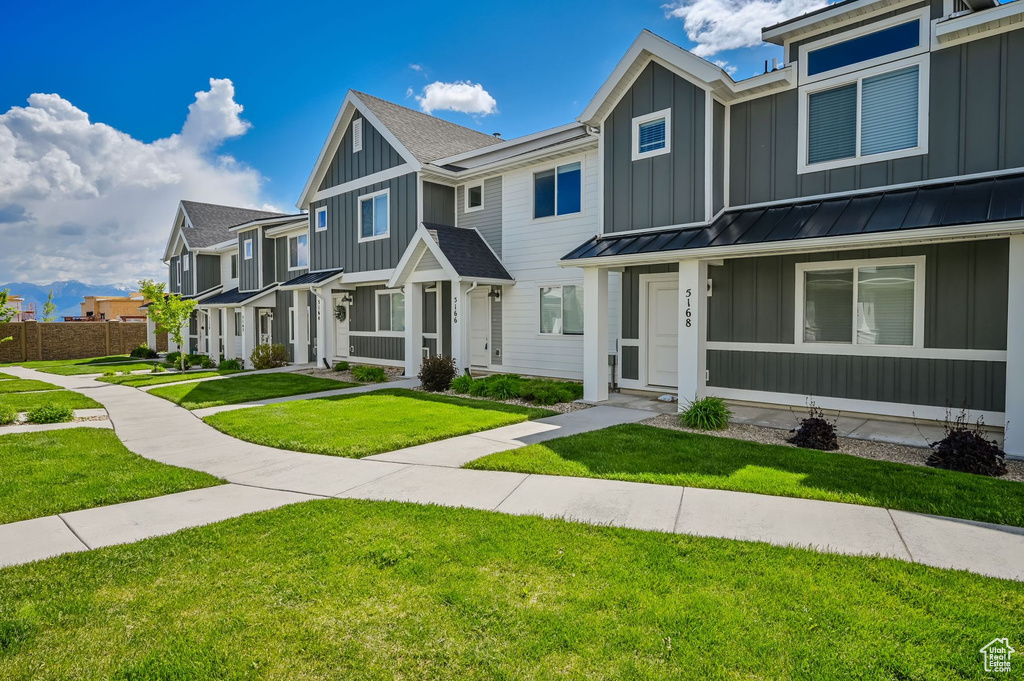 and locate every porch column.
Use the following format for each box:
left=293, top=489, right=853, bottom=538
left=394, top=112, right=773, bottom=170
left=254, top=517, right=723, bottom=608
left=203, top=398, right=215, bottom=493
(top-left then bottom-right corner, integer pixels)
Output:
left=207, top=308, right=222, bottom=361
left=293, top=290, right=309, bottom=365
left=223, top=308, right=237, bottom=360
left=404, top=282, right=424, bottom=377
left=316, top=288, right=334, bottom=369
left=1005, top=235, right=1024, bottom=457
left=583, top=267, right=610, bottom=402
left=677, top=259, right=708, bottom=408
left=450, top=280, right=471, bottom=374
left=240, top=305, right=257, bottom=369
